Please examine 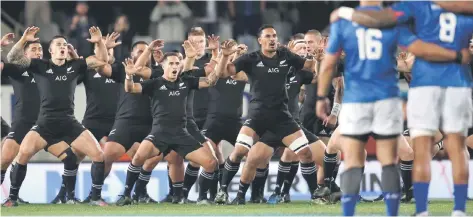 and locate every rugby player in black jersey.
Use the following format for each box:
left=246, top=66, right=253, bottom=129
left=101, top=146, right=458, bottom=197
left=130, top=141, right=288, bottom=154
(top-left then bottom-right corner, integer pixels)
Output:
left=51, top=33, right=122, bottom=204
left=3, top=26, right=109, bottom=207
left=119, top=52, right=218, bottom=205
left=213, top=25, right=318, bottom=204
left=230, top=38, right=327, bottom=205
left=87, top=39, right=163, bottom=205
left=201, top=39, right=248, bottom=201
